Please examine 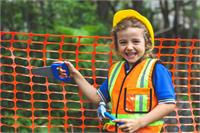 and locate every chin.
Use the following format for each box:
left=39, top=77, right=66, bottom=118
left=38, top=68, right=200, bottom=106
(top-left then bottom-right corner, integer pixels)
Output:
left=126, top=57, right=142, bottom=63
left=128, top=61, right=138, bottom=64
left=126, top=58, right=138, bottom=63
